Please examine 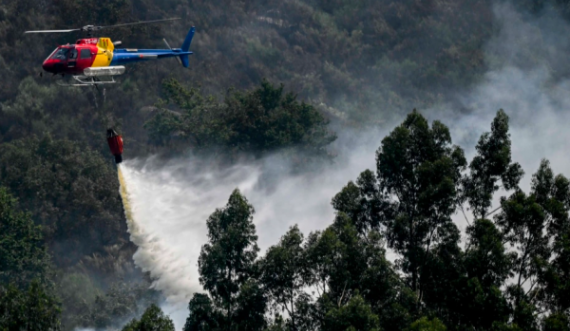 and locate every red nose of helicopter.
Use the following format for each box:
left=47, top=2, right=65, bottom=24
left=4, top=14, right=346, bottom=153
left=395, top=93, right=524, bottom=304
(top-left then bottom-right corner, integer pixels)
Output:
left=42, top=60, right=55, bottom=73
